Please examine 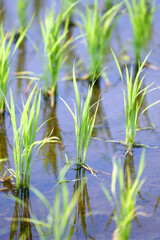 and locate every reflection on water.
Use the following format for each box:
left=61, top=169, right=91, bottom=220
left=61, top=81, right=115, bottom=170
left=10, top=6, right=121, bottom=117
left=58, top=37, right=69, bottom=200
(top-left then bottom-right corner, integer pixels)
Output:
left=124, top=154, right=142, bottom=228
left=34, top=0, right=42, bottom=17
left=91, top=82, right=119, bottom=156
left=0, top=0, right=4, bottom=23
left=91, top=81, right=112, bottom=139
left=70, top=168, right=95, bottom=239
left=0, top=0, right=160, bottom=239
left=105, top=154, right=143, bottom=233
left=16, top=40, right=26, bottom=91
left=65, top=28, right=78, bottom=76
left=124, top=154, right=136, bottom=185
left=41, top=102, right=63, bottom=179
left=0, top=115, right=9, bottom=178
left=9, top=188, right=36, bottom=240
left=0, top=115, right=8, bottom=160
